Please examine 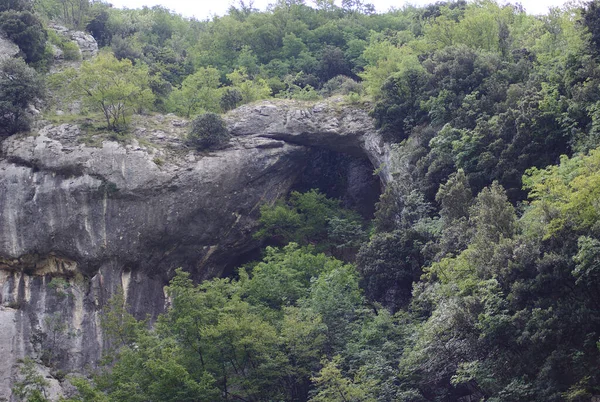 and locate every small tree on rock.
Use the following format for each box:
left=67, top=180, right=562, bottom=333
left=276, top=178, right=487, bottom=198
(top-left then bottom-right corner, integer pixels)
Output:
left=64, top=53, right=154, bottom=131
left=188, top=112, right=230, bottom=150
